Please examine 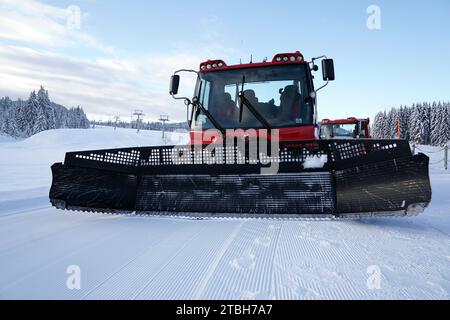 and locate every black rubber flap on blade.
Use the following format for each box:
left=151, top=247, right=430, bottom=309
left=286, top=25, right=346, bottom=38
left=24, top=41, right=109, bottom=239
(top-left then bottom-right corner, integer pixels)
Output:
left=335, top=154, right=431, bottom=214
left=50, top=163, right=138, bottom=211
left=135, top=172, right=335, bottom=215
